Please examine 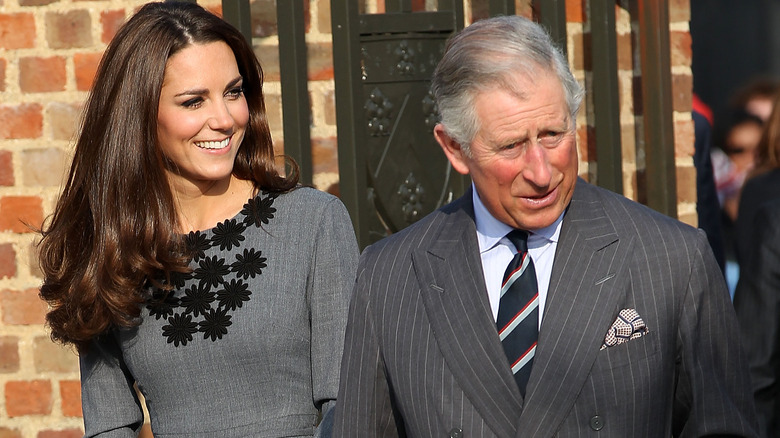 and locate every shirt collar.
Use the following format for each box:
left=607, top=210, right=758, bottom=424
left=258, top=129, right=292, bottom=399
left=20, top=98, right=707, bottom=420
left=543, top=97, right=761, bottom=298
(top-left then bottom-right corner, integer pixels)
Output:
left=472, top=183, right=565, bottom=253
